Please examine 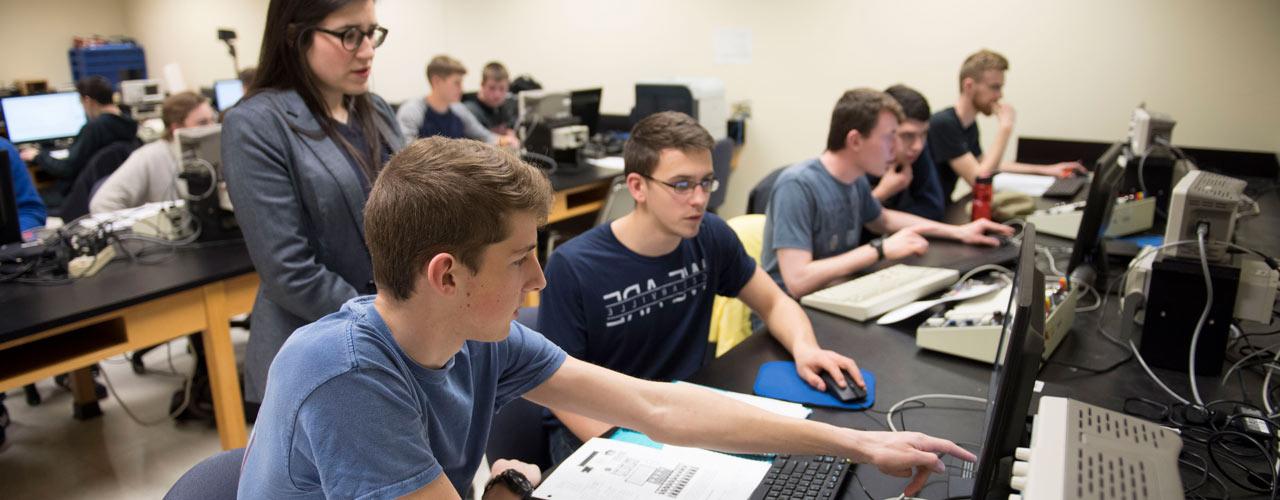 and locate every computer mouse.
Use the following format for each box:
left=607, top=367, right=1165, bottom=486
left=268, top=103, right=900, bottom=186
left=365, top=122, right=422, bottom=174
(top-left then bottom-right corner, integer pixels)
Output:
left=820, top=371, right=866, bottom=403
